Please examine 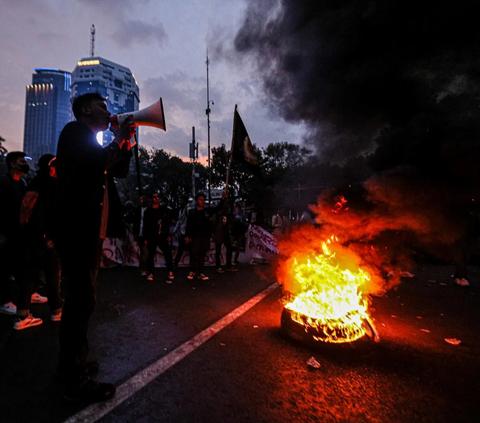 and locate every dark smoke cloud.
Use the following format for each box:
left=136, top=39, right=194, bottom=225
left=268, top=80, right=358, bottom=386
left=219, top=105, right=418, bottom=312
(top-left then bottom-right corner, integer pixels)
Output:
left=229, top=1, right=480, bottom=281
left=230, top=0, right=480, bottom=163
